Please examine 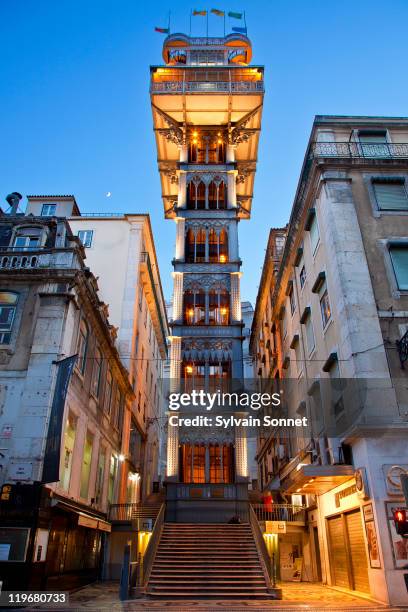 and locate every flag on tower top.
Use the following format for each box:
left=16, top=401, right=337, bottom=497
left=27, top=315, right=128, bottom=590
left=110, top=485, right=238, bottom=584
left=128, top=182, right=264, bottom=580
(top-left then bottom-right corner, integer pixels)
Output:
left=155, top=26, right=169, bottom=33
left=228, top=11, right=243, bottom=19
left=211, top=8, right=225, bottom=16
left=193, top=9, right=207, bottom=16
left=232, top=26, right=247, bottom=34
